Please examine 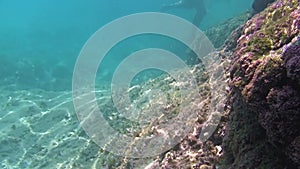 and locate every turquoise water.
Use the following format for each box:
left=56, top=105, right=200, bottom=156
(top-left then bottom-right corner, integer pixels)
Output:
left=0, top=0, right=253, bottom=168
left=0, top=0, right=252, bottom=90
